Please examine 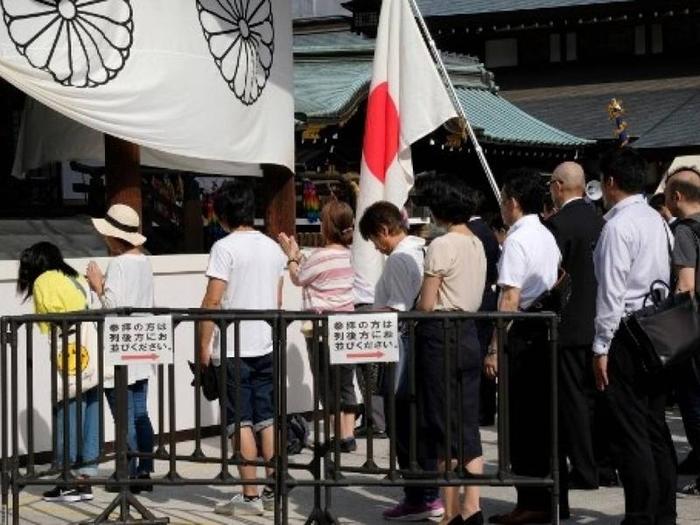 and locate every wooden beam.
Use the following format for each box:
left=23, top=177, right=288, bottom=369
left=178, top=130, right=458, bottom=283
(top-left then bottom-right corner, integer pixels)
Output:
left=104, top=135, right=141, bottom=218
left=262, top=164, right=296, bottom=238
